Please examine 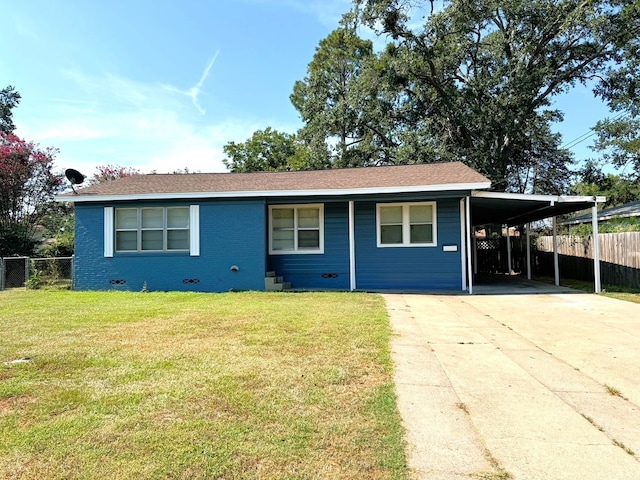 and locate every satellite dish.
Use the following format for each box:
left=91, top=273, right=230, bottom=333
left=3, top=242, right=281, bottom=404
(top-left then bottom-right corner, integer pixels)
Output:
left=65, top=168, right=85, bottom=184
left=65, top=168, right=86, bottom=194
